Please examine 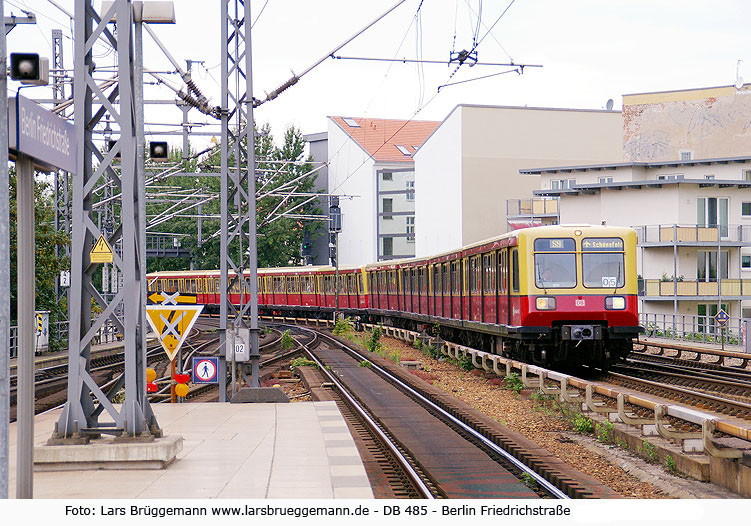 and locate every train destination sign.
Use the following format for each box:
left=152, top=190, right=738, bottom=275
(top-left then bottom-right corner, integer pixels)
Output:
left=8, top=94, right=77, bottom=173
left=582, top=238, right=624, bottom=251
